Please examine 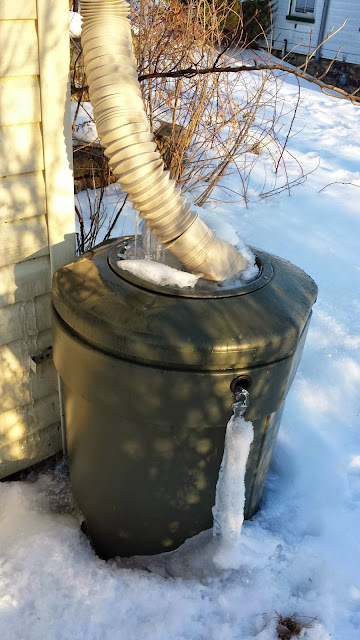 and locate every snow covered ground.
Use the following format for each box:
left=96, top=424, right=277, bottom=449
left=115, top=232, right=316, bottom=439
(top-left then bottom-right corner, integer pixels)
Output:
left=1, top=64, right=360, bottom=639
